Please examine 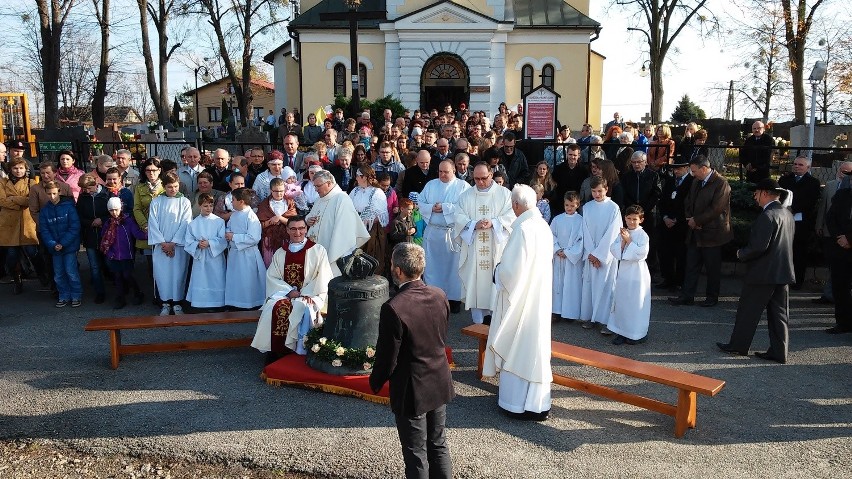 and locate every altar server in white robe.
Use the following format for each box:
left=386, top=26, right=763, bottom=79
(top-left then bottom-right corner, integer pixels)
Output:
left=484, top=184, right=553, bottom=420
left=224, top=188, right=266, bottom=308
left=184, top=193, right=228, bottom=309
left=147, top=171, right=192, bottom=315
left=305, top=170, right=369, bottom=276
left=454, top=163, right=514, bottom=324
left=252, top=216, right=334, bottom=359
left=608, top=205, right=652, bottom=345
left=551, top=191, right=585, bottom=322
left=419, top=159, right=470, bottom=313
left=580, top=176, right=623, bottom=331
